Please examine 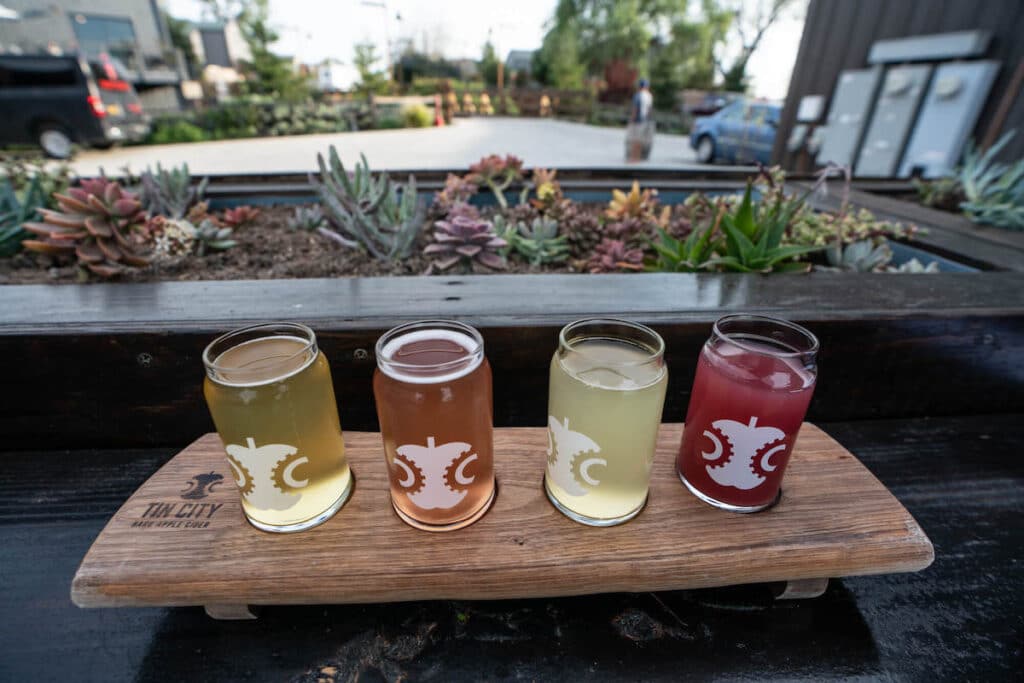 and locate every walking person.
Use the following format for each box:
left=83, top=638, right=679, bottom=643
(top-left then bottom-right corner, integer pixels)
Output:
left=626, top=79, right=655, bottom=162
